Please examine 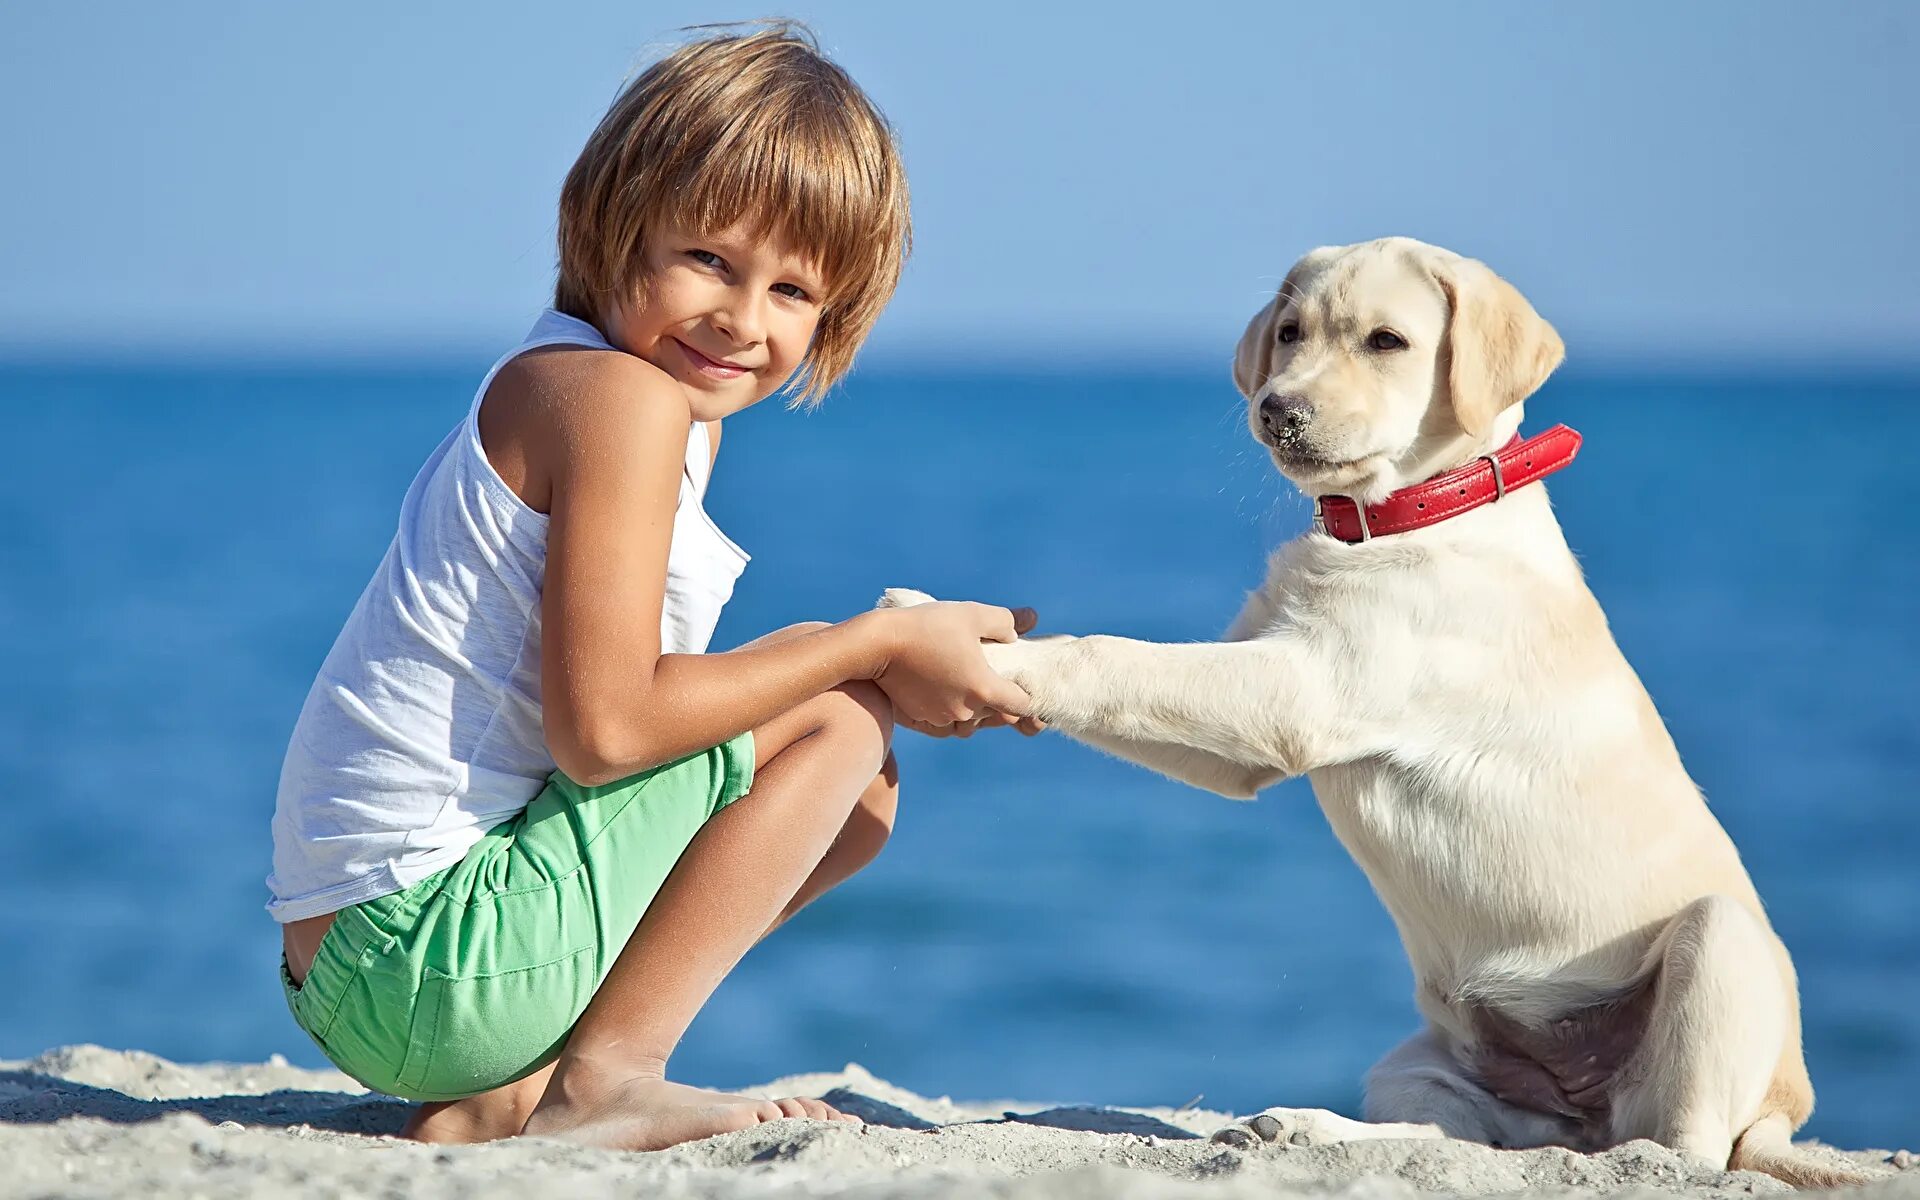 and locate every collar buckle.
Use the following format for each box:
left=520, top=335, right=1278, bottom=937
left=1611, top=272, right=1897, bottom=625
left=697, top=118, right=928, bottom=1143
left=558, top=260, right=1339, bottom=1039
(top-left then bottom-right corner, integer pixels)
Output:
left=1315, top=497, right=1372, bottom=542
left=1480, top=451, right=1508, bottom=501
